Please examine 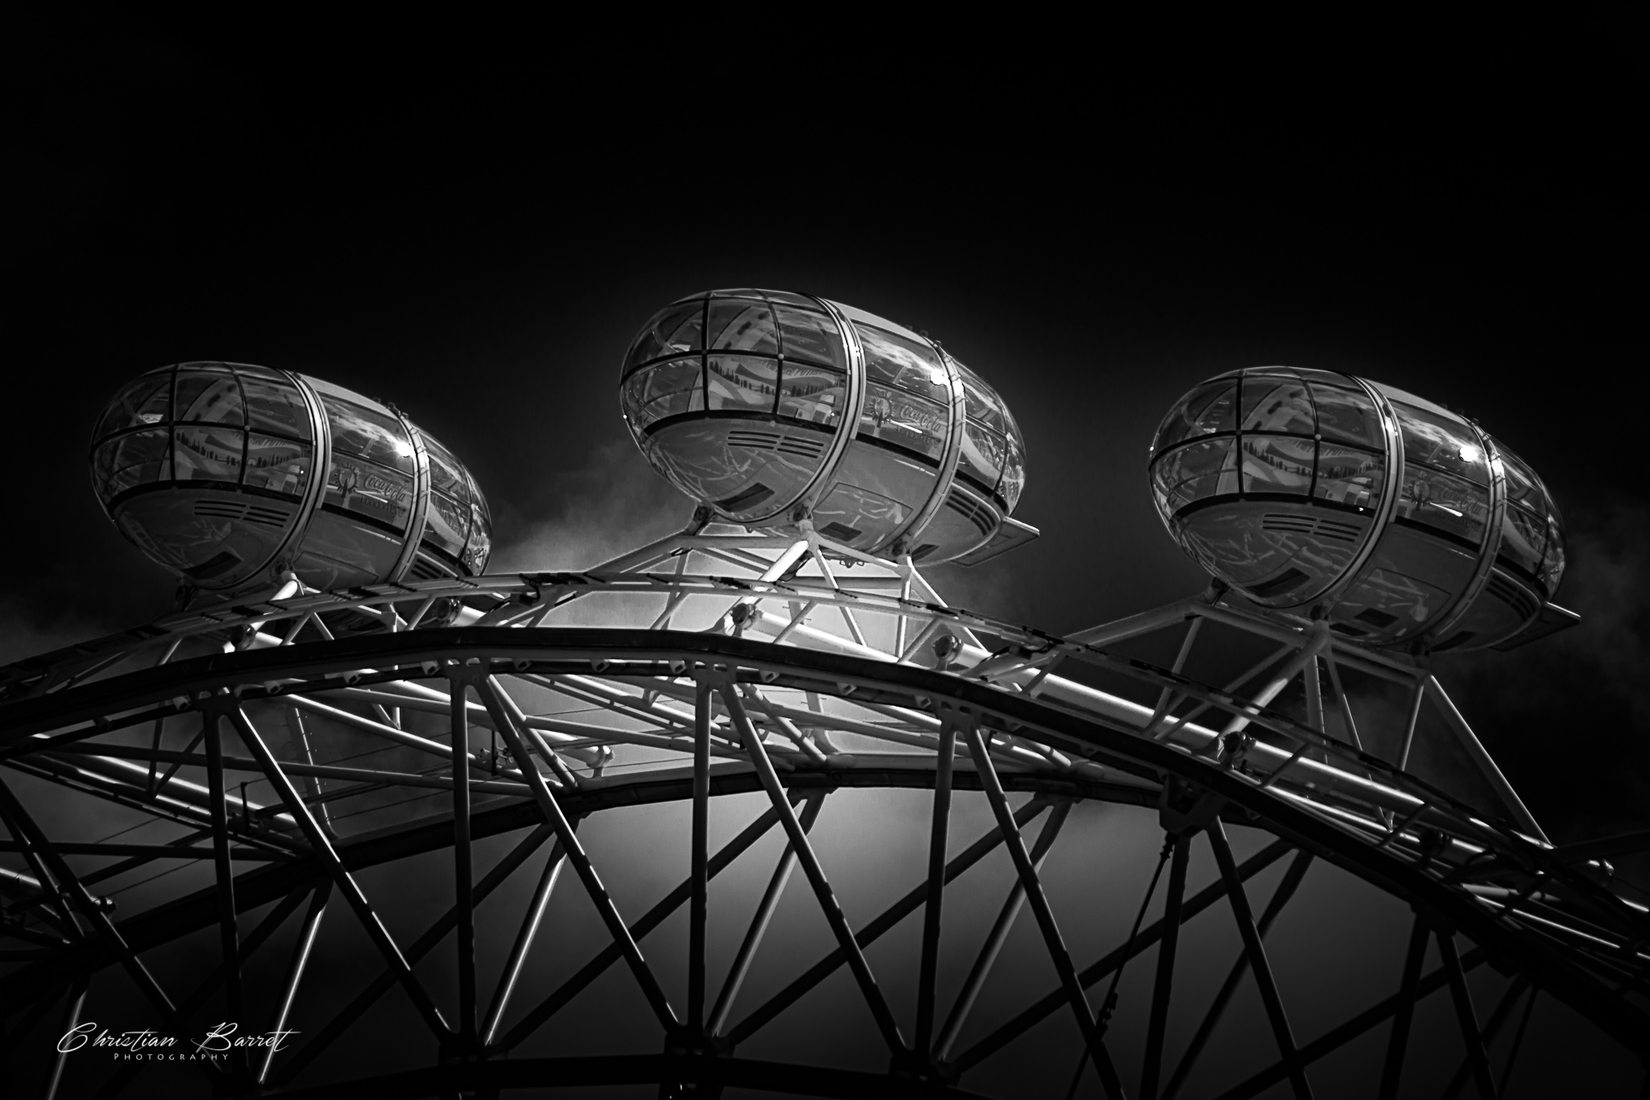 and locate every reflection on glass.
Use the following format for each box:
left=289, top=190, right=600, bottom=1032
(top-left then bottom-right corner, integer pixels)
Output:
left=956, top=362, right=1008, bottom=434
left=175, top=371, right=243, bottom=424
left=1309, top=384, right=1382, bottom=447
left=99, top=429, right=171, bottom=498
left=1499, top=448, right=1545, bottom=511
left=1541, top=514, right=1564, bottom=590
left=1156, top=381, right=1237, bottom=452
left=857, top=381, right=946, bottom=460
left=1003, top=418, right=1027, bottom=511
left=243, top=436, right=310, bottom=494
left=777, top=364, right=844, bottom=426
left=773, top=306, right=843, bottom=368
left=707, top=299, right=778, bottom=355
left=174, top=427, right=243, bottom=482
left=707, top=356, right=778, bottom=412
left=96, top=374, right=172, bottom=438
left=854, top=325, right=949, bottom=403
left=958, top=421, right=1005, bottom=489
left=1151, top=438, right=1237, bottom=513
left=326, top=454, right=412, bottom=529
left=1398, top=466, right=1488, bottom=544
left=1313, top=444, right=1383, bottom=508
left=626, top=300, right=704, bottom=370
left=424, top=436, right=469, bottom=500
left=1240, top=435, right=1314, bottom=494
left=464, top=495, right=492, bottom=572
left=426, top=492, right=470, bottom=557
left=1239, top=376, right=1315, bottom=434
left=1499, top=504, right=1547, bottom=575
left=625, top=357, right=705, bottom=429
left=242, top=376, right=311, bottom=437
left=1396, top=404, right=1487, bottom=483
left=327, top=400, right=415, bottom=473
